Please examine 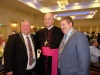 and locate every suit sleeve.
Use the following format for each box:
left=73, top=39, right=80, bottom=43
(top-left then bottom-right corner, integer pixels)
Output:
left=4, top=34, right=16, bottom=73
left=76, top=32, right=90, bottom=75
left=35, top=31, right=41, bottom=49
